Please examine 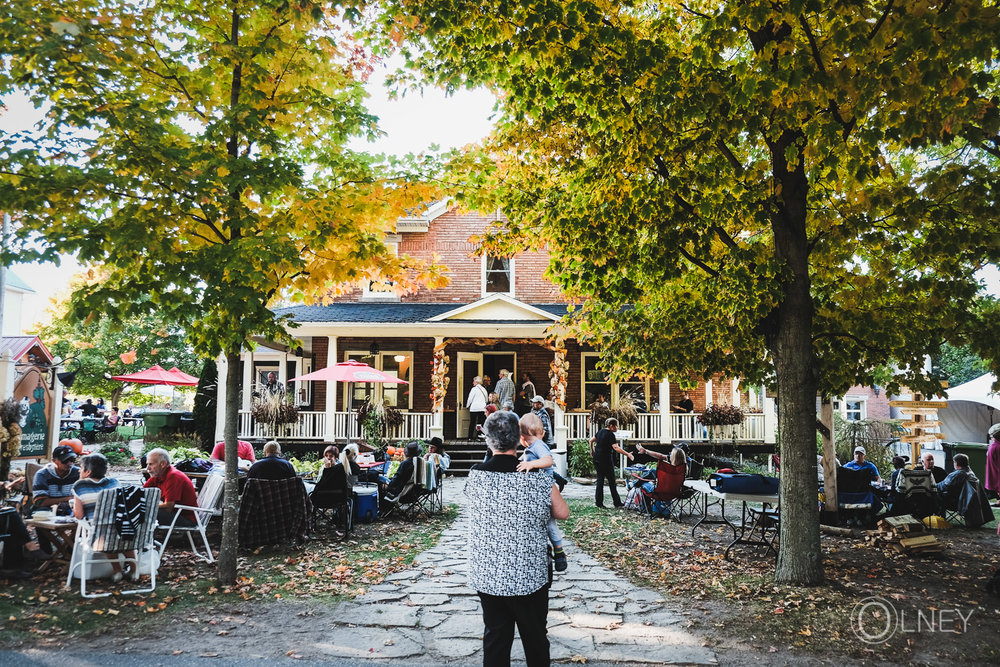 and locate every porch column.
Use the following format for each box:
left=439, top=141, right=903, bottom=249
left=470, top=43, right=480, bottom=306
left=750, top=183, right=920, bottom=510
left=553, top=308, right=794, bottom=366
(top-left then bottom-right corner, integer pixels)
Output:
left=551, top=348, right=569, bottom=478
left=429, top=336, right=445, bottom=441
left=763, top=395, right=777, bottom=444
left=241, top=352, right=253, bottom=411
left=732, top=378, right=741, bottom=406
left=658, top=377, right=671, bottom=444
left=704, top=379, right=713, bottom=407
left=279, top=350, right=289, bottom=388
left=0, top=350, right=14, bottom=401
left=324, top=336, right=338, bottom=442
left=214, top=354, right=228, bottom=442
